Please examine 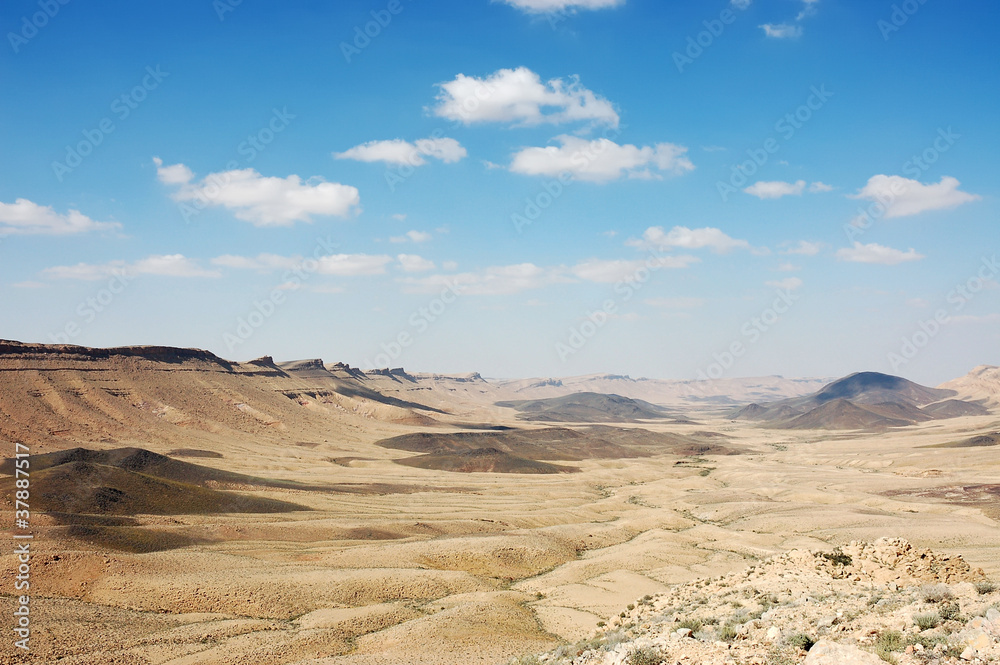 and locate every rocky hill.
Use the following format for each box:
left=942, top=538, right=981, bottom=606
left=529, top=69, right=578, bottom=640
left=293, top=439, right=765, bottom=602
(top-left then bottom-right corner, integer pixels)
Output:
left=514, top=538, right=999, bottom=665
